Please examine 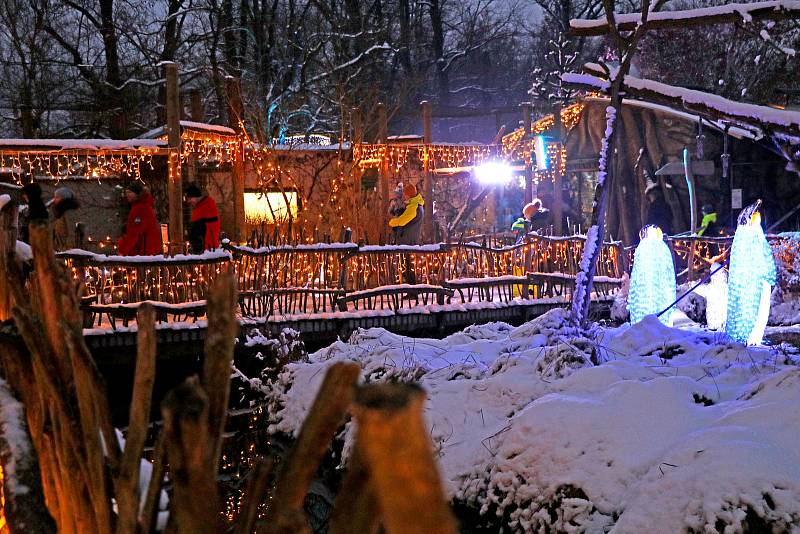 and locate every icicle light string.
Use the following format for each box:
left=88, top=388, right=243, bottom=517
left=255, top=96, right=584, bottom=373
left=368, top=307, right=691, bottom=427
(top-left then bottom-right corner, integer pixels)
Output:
left=0, top=150, right=157, bottom=182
